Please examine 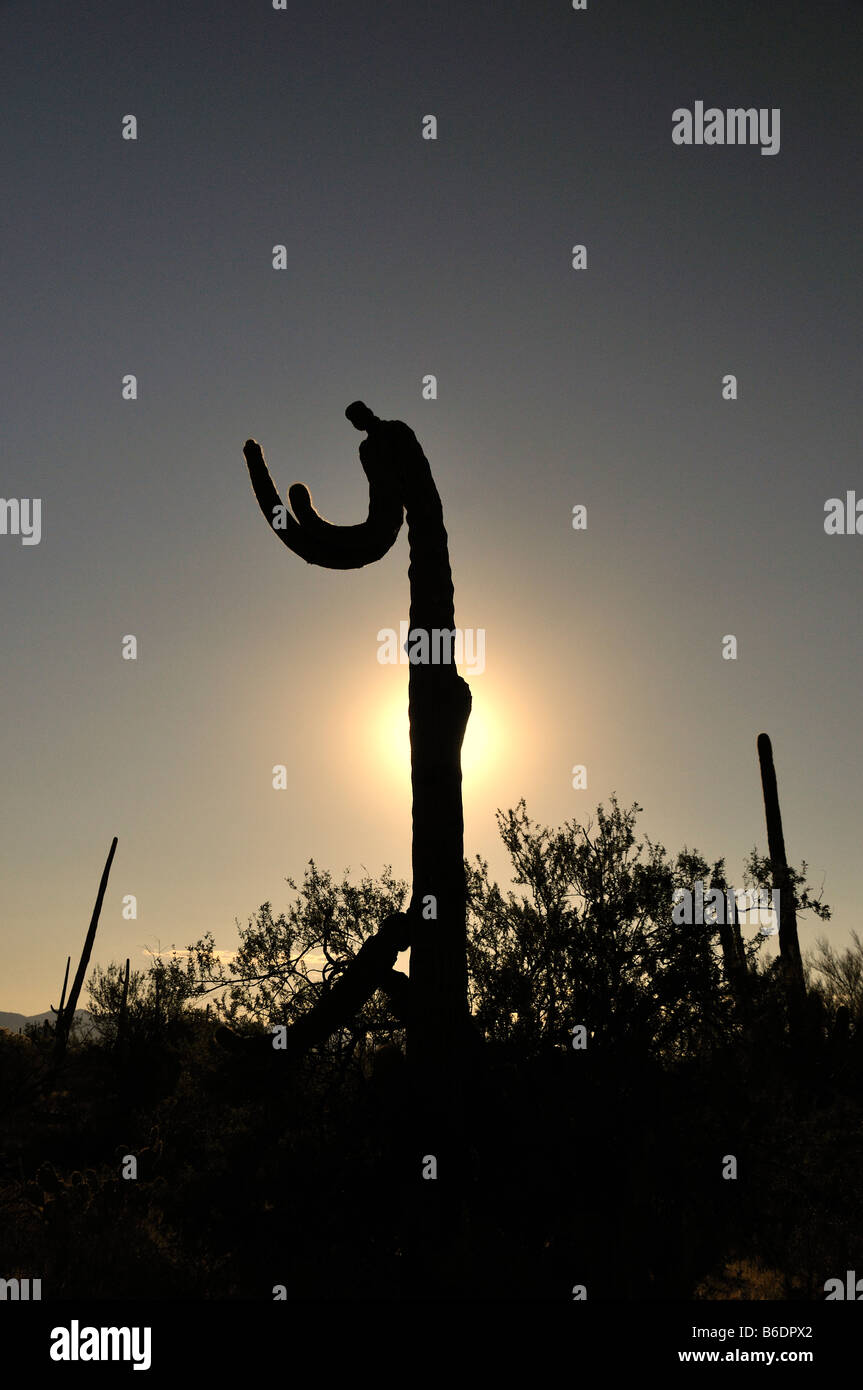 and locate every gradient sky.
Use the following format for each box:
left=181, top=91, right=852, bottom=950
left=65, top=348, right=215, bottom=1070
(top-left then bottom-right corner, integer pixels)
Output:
left=2, top=0, right=861, bottom=1013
